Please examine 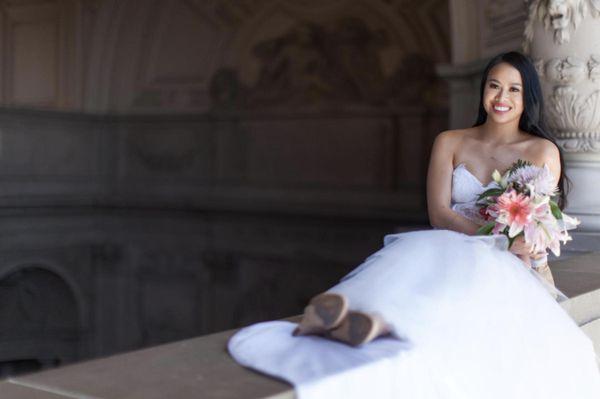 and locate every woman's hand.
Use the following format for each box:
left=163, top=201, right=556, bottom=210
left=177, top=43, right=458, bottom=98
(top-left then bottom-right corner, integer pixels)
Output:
left=510, top=236, right=548, bottom=269
left=511, top=236, right=534, bottom=269
left=509, top=235, right=534, bottom=257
